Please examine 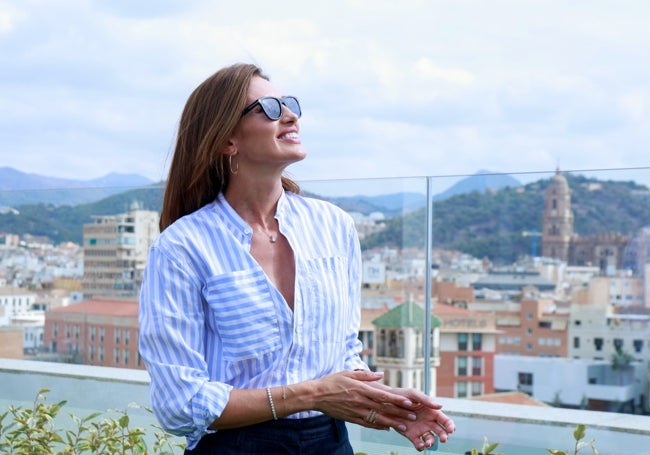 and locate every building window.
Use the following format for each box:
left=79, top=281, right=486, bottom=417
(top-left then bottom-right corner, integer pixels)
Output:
left=472, top=333, right=482, bottom=351
left=89, top=326, right=95, bottom=342
left=124, top=349, right=130, bottom=366
left=458, top=333, right=468, bottom=351
left=457, top=382, right=468, bottom=398
left=633, top=339, right=643, bottom=353
left=594, top=338, right=603, bottom=351
left=65, top=324, right=71, bottom=338
left=74, top=325, right=80, bottom=340
left=114, top=348, right=120, bottom=364
left=415, top=331, right=423, bottom=358
left=378, top=330, right=386, bottom=356
left=471, top=381, right=482, bottom=397
left=100, top=328, right=105, bottom=343
left=53, top=323, right=58, bottom=337
left=613, top=338, right=623, bottom=351
left=389, top=331, right=399, bottom=357
left=518, top=372, right=533, bottom=388
left=99, top=346, right=105, bottom=362
left=457, top=357, right=468, bottom=376
left=115, top=329, right=121, bottom=345
left=472, top=357, right=482, bottom=376
left=89, top=345, right=94, bottom=361
left=573, top=337, right=580, bottom=349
